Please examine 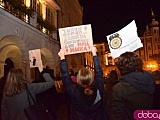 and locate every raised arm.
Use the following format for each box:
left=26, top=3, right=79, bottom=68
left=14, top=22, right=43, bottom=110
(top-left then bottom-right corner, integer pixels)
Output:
left=58, top=49, right=75, bottom=94
left=91, top=46, right=104, bottom=91
left=91, top=46, right=103, bottom=78
left=28, top=71, right=54, bottom=94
